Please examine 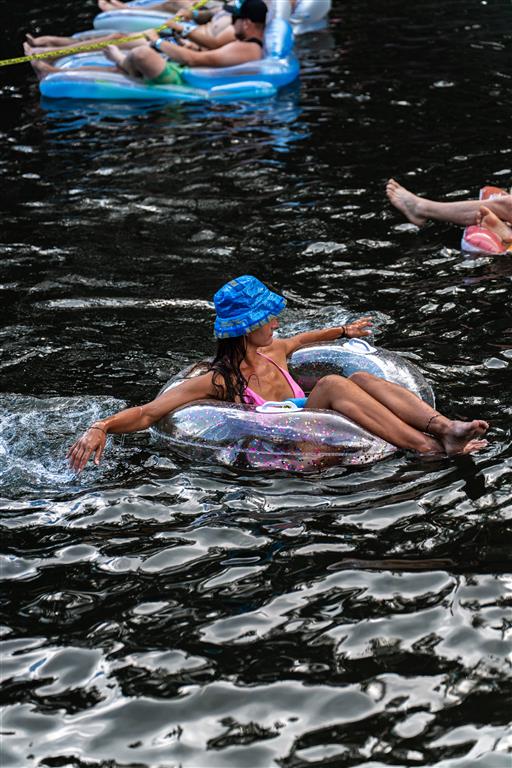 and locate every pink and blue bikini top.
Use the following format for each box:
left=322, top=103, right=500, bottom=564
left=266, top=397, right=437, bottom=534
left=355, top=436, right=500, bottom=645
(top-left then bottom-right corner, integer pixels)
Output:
left=242, top=352, right=306, bottom=407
